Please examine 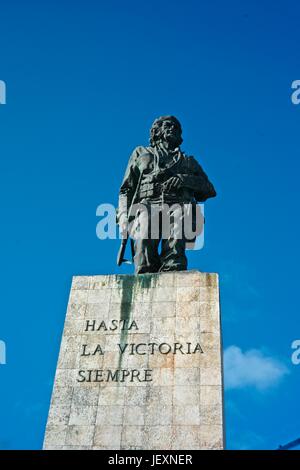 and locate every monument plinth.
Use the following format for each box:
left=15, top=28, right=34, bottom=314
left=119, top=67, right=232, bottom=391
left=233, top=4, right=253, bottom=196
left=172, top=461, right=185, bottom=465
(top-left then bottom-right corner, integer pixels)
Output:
left=43, top=270, right=224, bottom=450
